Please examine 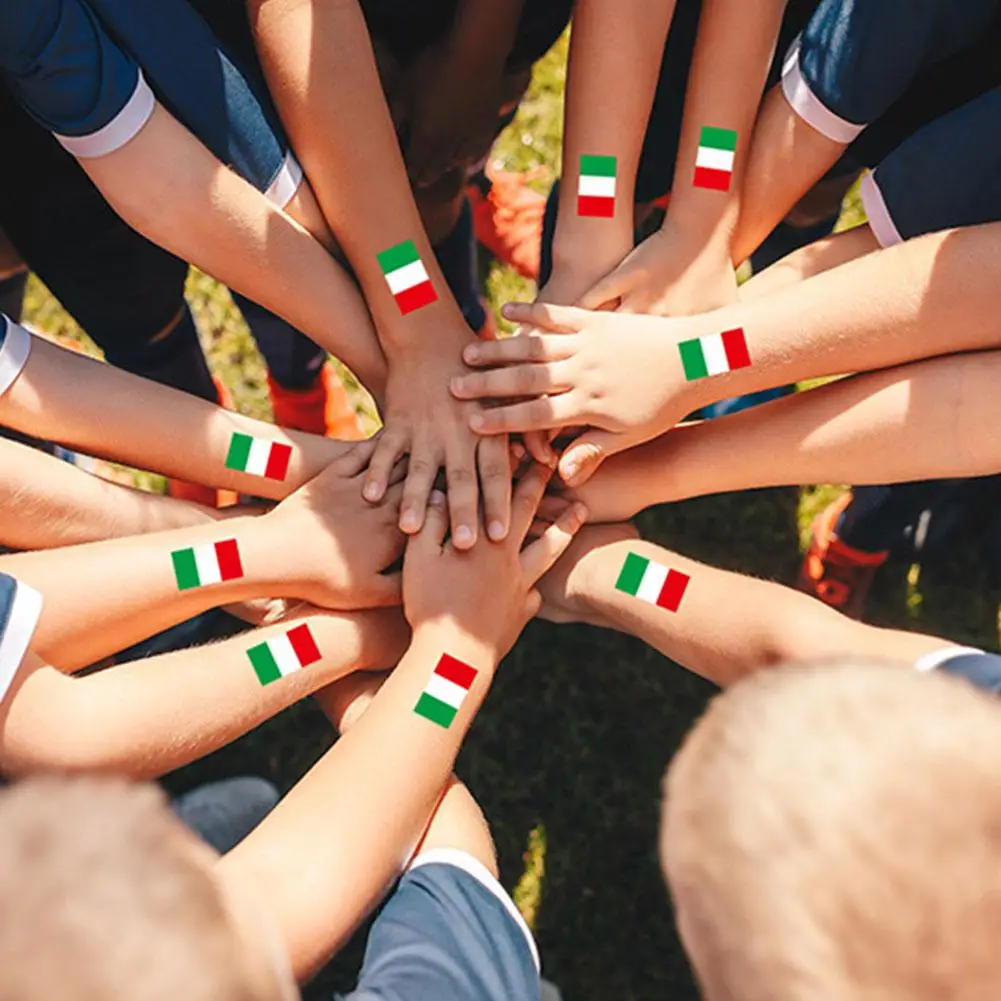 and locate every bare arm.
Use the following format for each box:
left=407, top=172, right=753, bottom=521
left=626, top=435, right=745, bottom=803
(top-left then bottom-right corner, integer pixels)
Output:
left=542, top=531, right=953, bottom=688
left=0, top=331, right=349, bottom=501
left=0, top=608, right=408, bottom=779
left=80, top=102, right=387, bottom=394
left=0, top=436, right=226, bottom=549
